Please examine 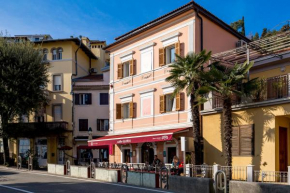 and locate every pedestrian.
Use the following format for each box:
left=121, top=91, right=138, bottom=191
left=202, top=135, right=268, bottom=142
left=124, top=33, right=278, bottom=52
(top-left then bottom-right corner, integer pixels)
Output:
left=152, top=155, right=161, bottom=166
